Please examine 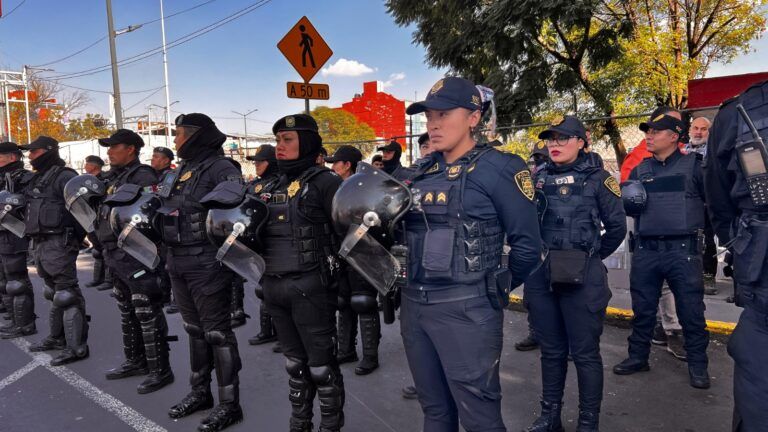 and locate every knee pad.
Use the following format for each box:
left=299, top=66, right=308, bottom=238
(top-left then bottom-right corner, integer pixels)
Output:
left=5, top=280, right=30, bottom=296
left=183, top=322, right=204, bottom=337
left=43, top=285, right=54, bottom=301
left=53, top=289, right=79, bottom=308
left=350, top=294, right=377, bottom=314
left=309, top=365, right=335, bottom=386
left=286, top=356, right=309, bottom=379
left=204, top=330, right=227, bottom=346
left=254, top=284, right=264, bottom=300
